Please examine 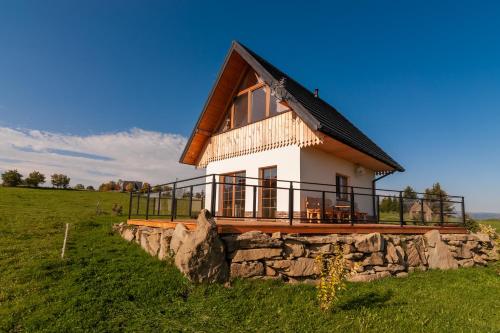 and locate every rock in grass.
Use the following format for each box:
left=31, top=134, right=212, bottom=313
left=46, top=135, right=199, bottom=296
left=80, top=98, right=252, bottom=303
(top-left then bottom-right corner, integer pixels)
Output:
left=174, top=210, right=228, bottom=283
